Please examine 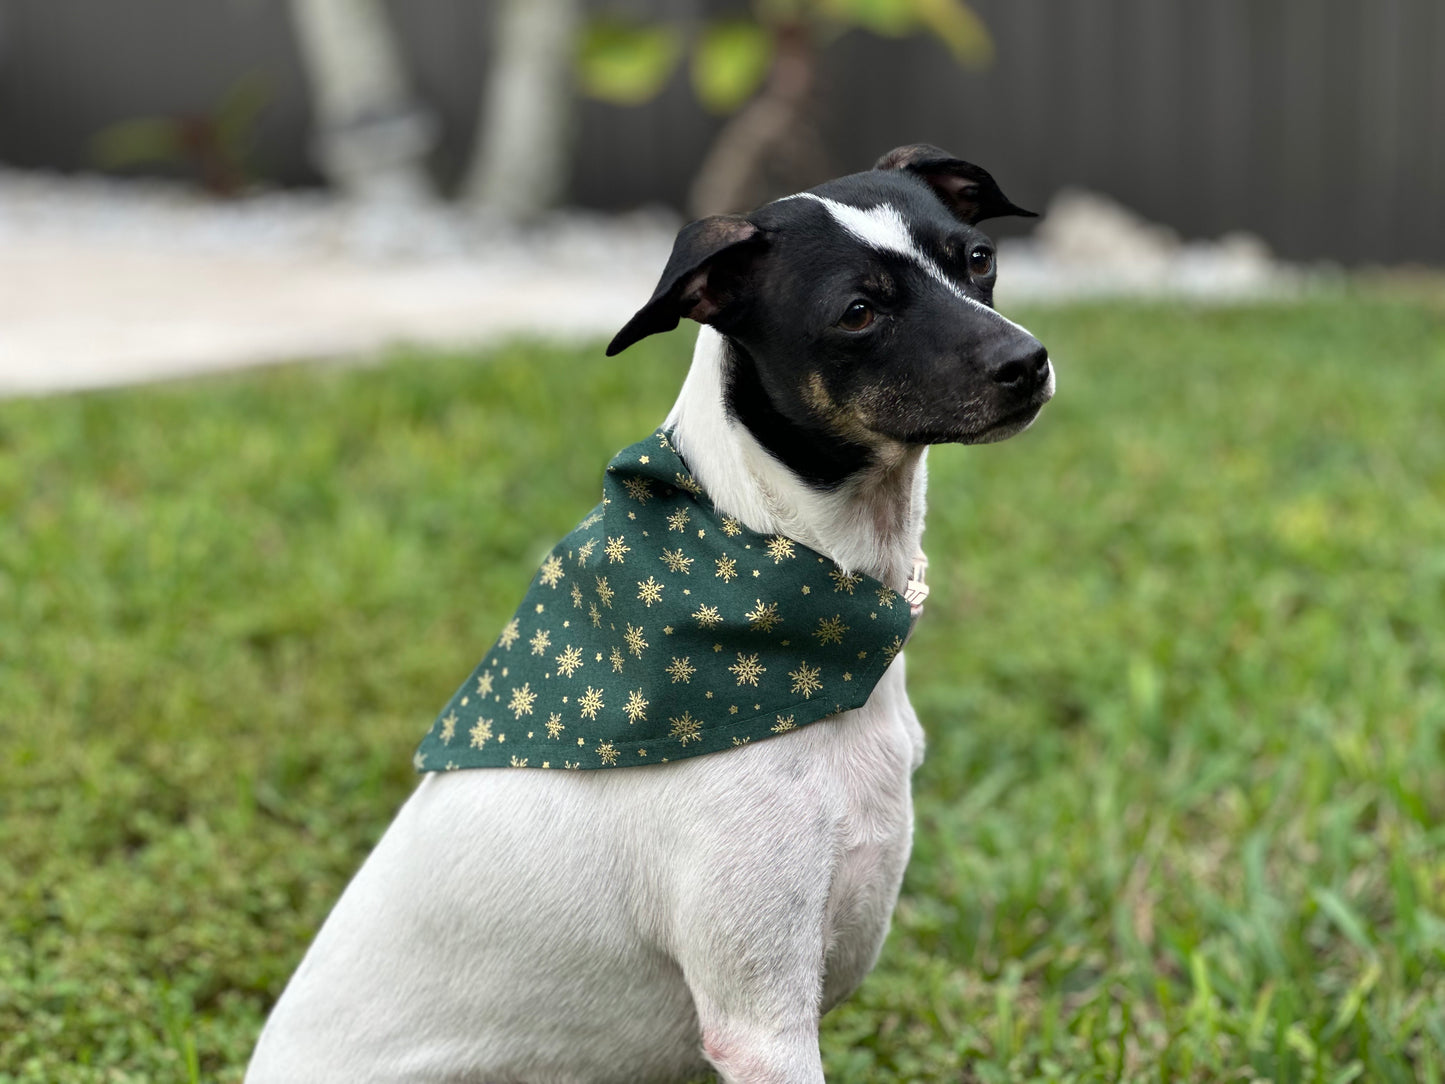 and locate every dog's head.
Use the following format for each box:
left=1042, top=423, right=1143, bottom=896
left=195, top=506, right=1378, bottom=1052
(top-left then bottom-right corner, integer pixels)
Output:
left=608, top=144, right=1054, bottom=487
